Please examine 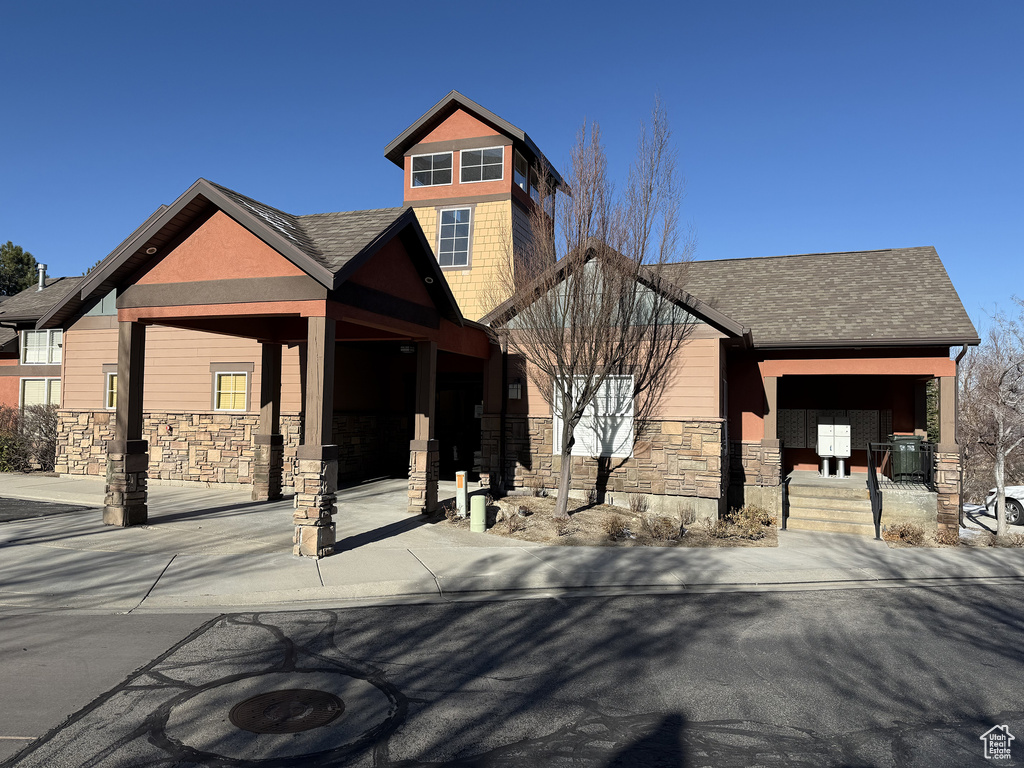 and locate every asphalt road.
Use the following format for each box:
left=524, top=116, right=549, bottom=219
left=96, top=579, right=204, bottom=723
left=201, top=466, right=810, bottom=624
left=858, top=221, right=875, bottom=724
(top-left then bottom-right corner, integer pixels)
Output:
left=2, top=584, right=1023, bottom=767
